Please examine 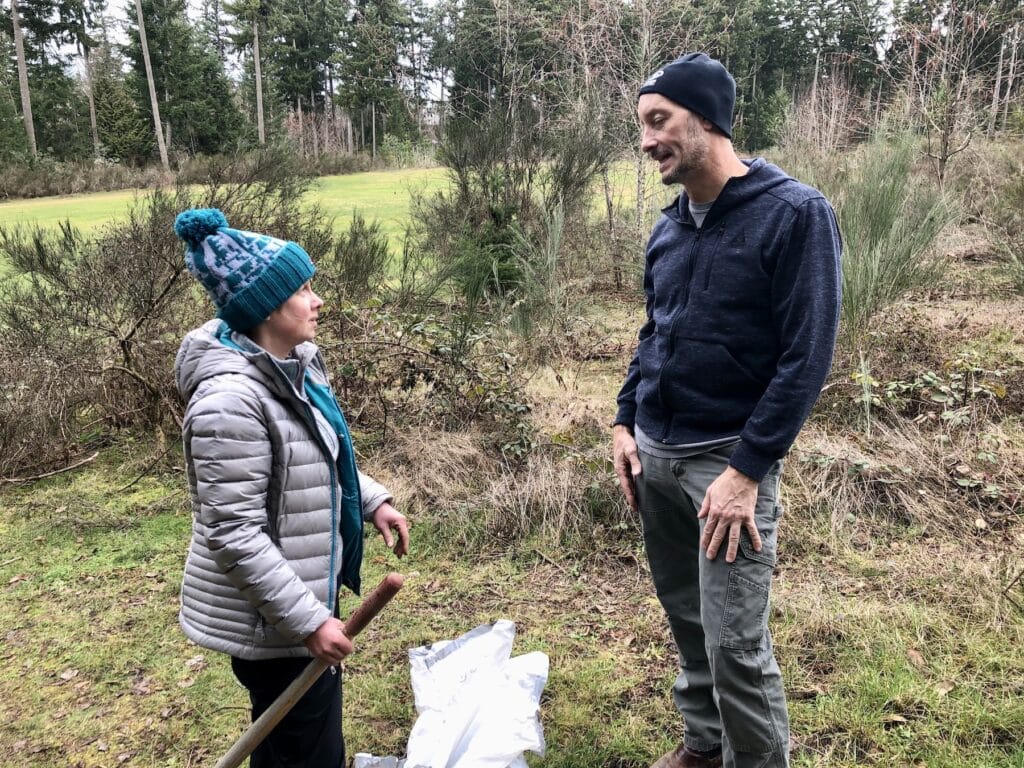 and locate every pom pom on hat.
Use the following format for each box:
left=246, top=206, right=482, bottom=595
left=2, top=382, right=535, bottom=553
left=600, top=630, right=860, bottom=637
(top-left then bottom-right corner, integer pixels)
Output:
left=174, top=208, right=228, bottom=245
left=175, top=209, right=315, bottom=331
